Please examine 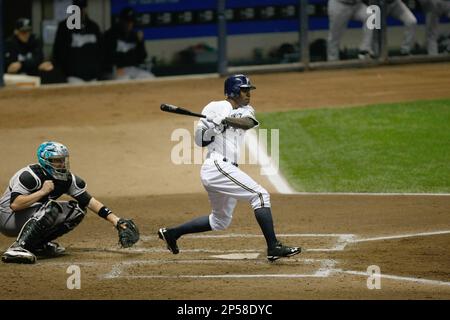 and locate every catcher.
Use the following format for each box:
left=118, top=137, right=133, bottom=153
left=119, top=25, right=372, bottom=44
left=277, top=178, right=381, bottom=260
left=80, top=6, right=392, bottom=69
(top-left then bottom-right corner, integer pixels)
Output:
left=0, top=141, right=139, bottom=264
